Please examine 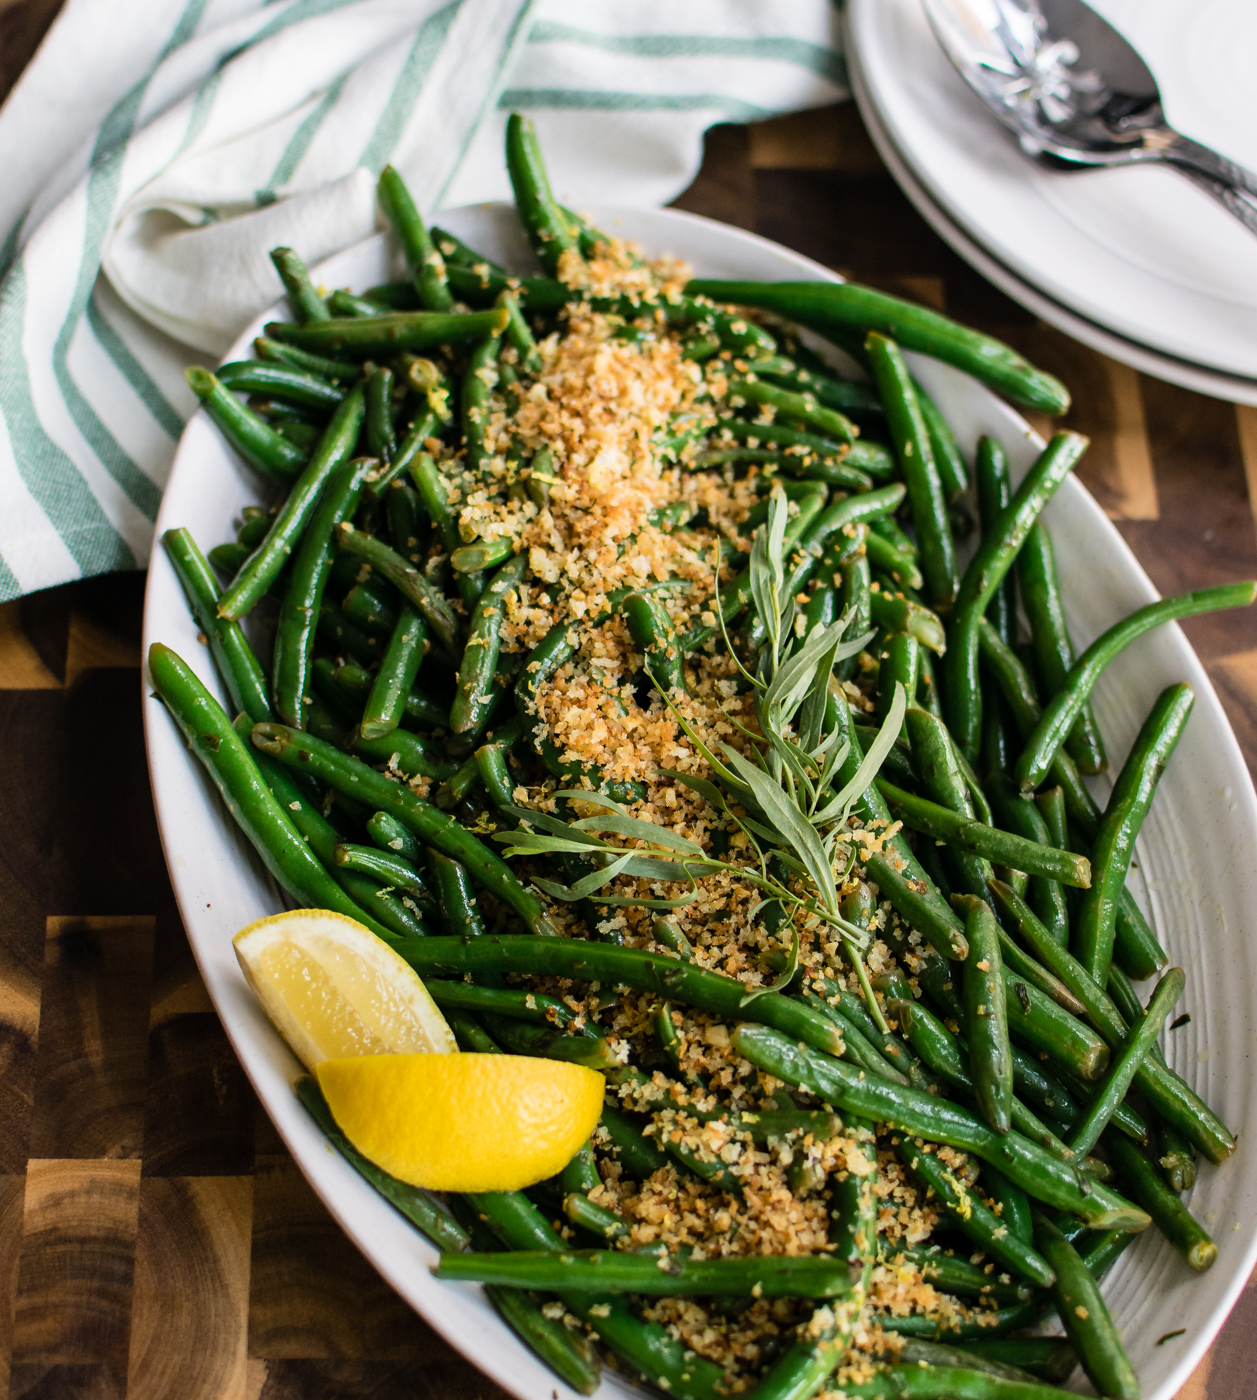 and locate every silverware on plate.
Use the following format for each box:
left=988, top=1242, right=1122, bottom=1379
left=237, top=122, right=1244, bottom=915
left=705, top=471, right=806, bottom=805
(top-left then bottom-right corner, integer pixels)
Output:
left=920, top=0, right=1257, bottom=234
